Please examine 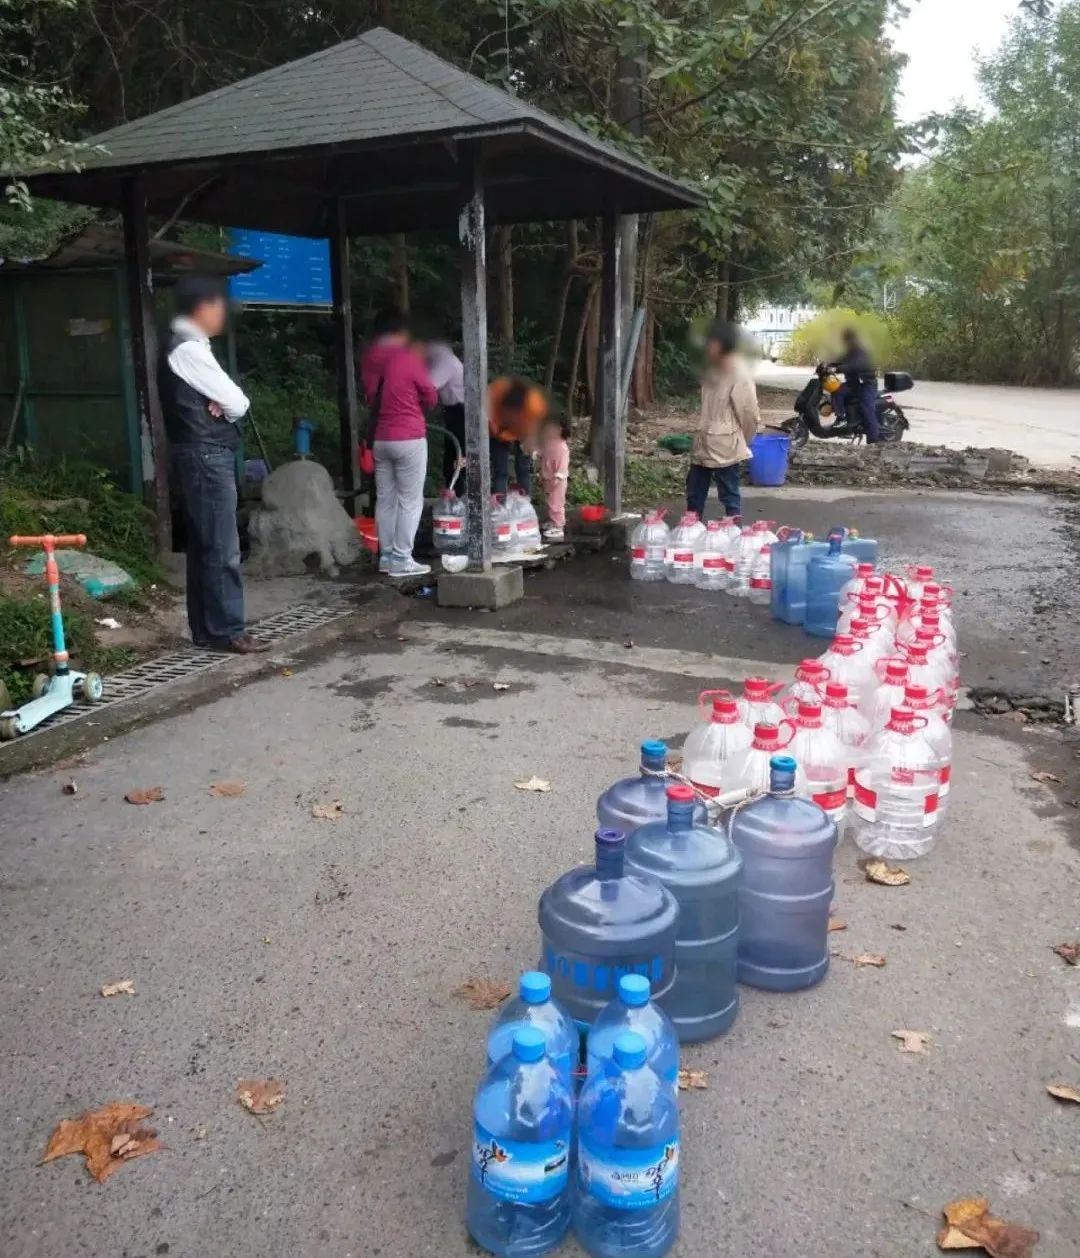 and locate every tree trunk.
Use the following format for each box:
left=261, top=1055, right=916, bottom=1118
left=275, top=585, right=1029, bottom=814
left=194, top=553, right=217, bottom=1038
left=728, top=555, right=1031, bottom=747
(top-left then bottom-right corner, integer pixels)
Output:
left=545, top=221, right=580, bottom=391
left=632, top=308, right=655, bottom=407
left=494, top=224, right=515, bottom=351
left=714, top=259, right=731, bottom=322
left=614, top=50, right=644, bottom=357
left=568, top=281, right=598, bottom=430
left=392, top=233, right=409, bottom=312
